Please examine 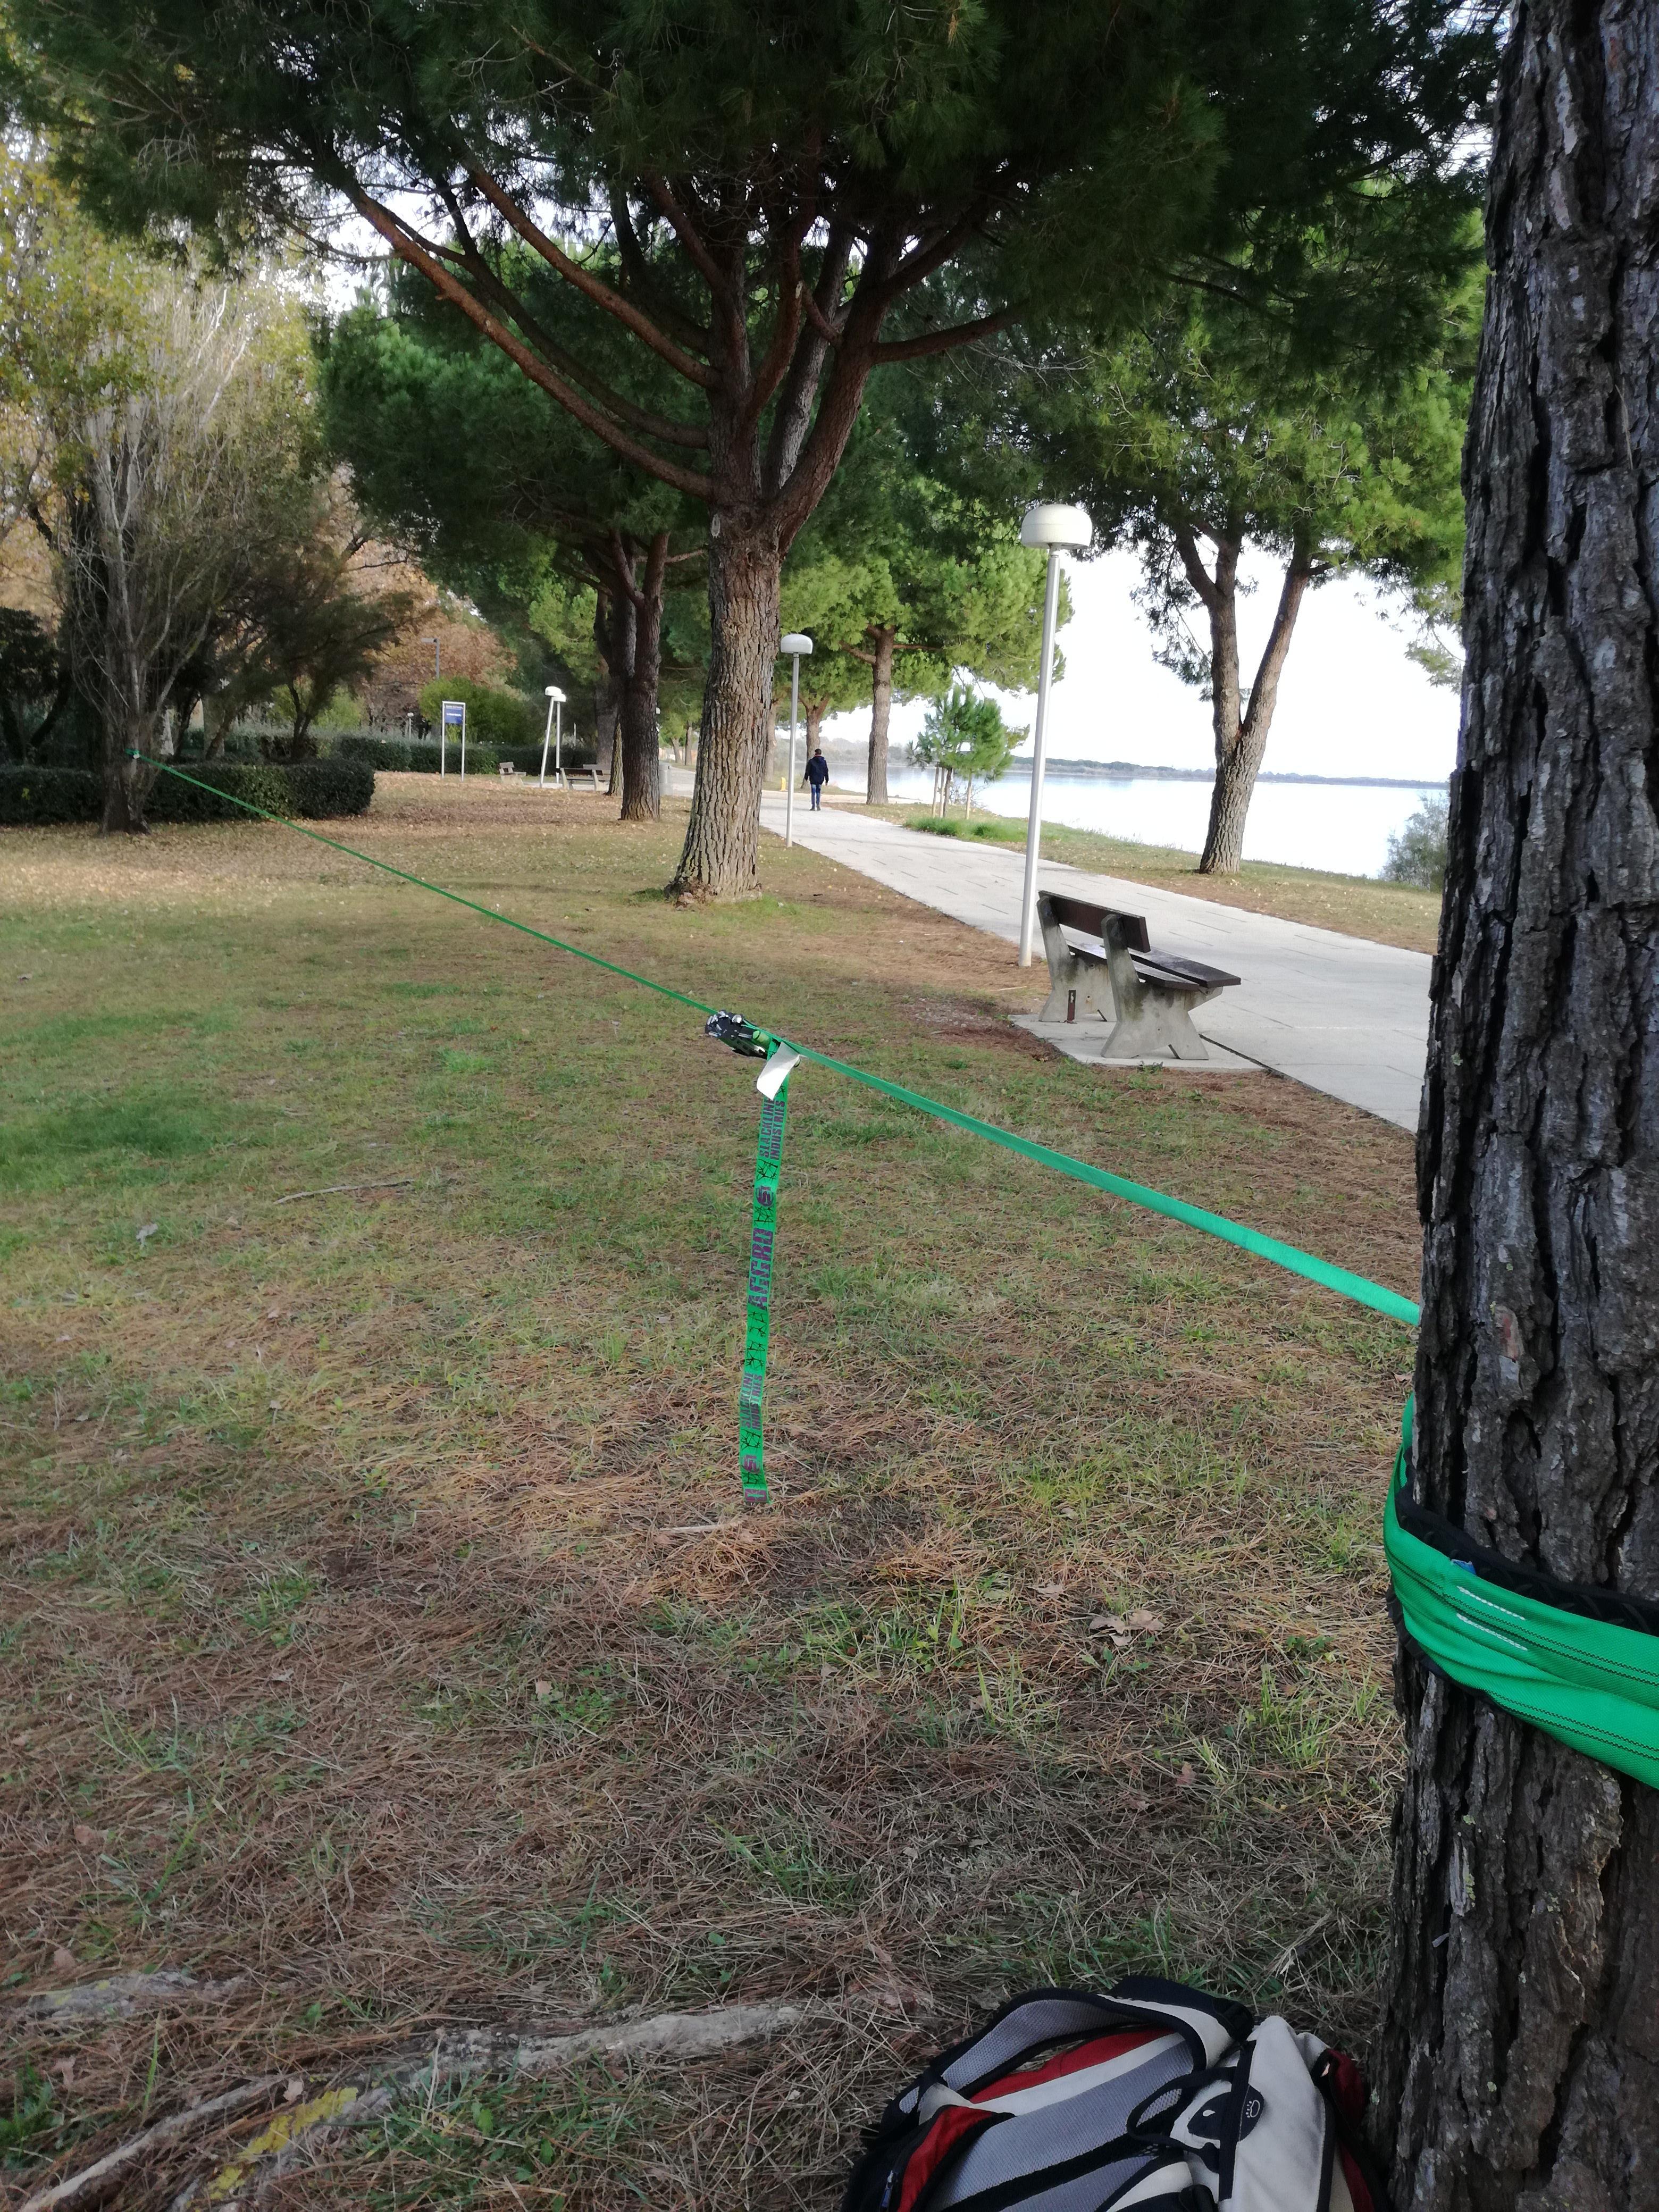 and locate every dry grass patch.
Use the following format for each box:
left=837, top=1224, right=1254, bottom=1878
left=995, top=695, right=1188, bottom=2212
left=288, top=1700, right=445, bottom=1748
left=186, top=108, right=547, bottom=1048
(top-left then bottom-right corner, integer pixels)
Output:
left=2, top=780, right=1416, bottom=2207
